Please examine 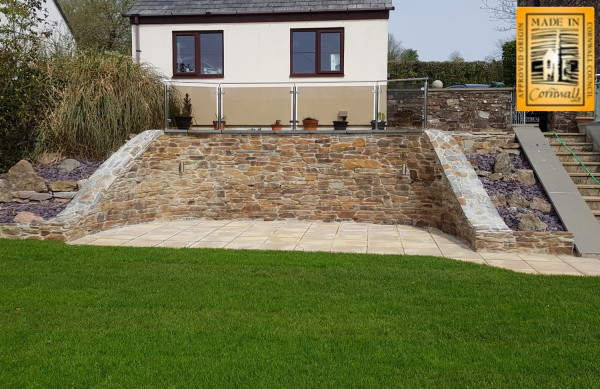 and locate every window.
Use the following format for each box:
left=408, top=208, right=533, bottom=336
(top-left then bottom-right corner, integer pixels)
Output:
left=173, top=31, right=223, bottom=78
left=291, top=28, right=343, bottom=76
